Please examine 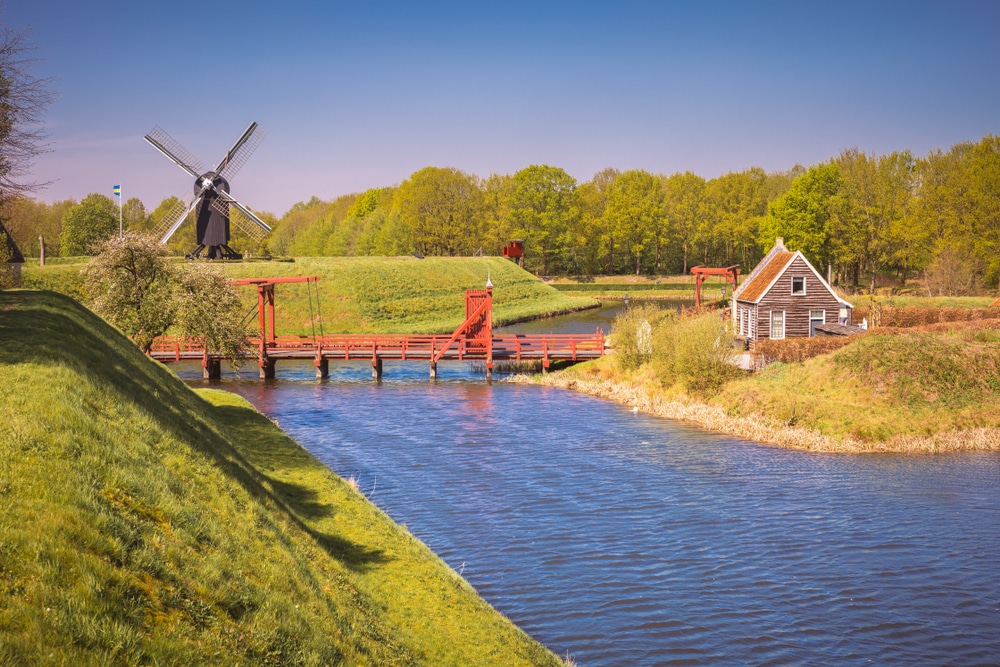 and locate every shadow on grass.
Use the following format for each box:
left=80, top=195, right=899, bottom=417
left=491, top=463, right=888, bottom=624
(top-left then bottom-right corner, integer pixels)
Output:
left=0, top=290, right=389, bottom=572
